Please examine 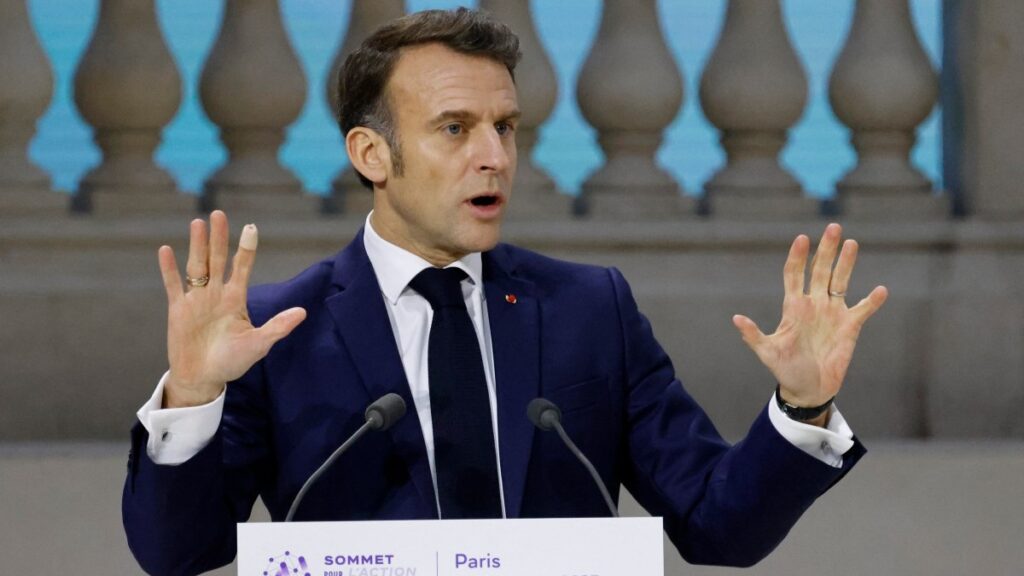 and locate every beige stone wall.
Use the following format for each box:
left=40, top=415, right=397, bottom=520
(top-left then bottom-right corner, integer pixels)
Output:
left=2, top=216, right=1022, bottom=441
